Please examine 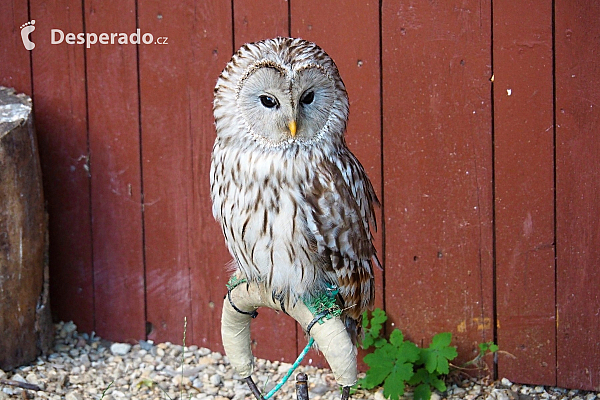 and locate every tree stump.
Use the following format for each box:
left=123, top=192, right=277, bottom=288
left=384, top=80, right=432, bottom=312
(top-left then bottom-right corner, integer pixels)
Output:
left=0, top=87, right=52, bottom=370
